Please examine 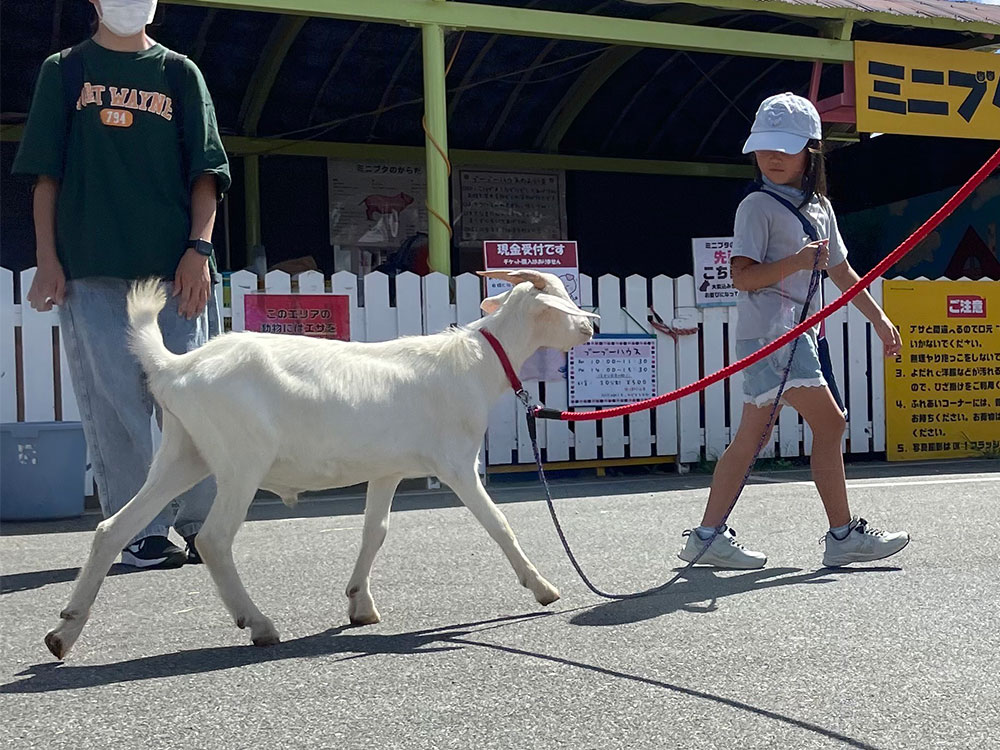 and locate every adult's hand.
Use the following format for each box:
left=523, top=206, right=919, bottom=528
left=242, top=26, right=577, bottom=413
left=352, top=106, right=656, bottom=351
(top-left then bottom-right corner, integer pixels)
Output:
left=26, top=259, right=66, bottom=312
left=173, top=248, right=211, bottom=319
